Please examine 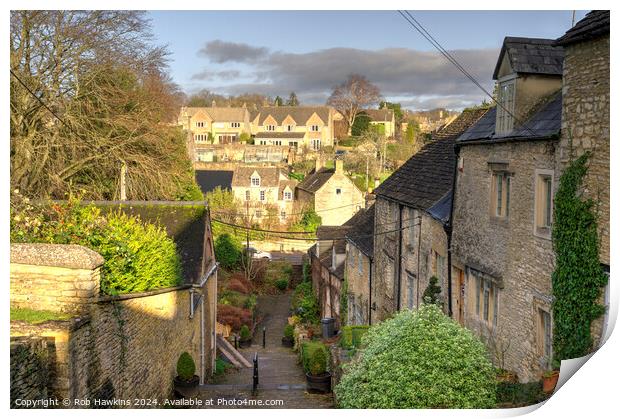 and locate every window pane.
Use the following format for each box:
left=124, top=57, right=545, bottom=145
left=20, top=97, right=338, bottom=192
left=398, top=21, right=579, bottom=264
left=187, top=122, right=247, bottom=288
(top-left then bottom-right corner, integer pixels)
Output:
left=483, top=283, right=490, bottom=321
left=496, top=174, right=503, bottom=216
left=545, top=177, right=552, bottom=227
left=505, top=176, right=510, bottom=218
